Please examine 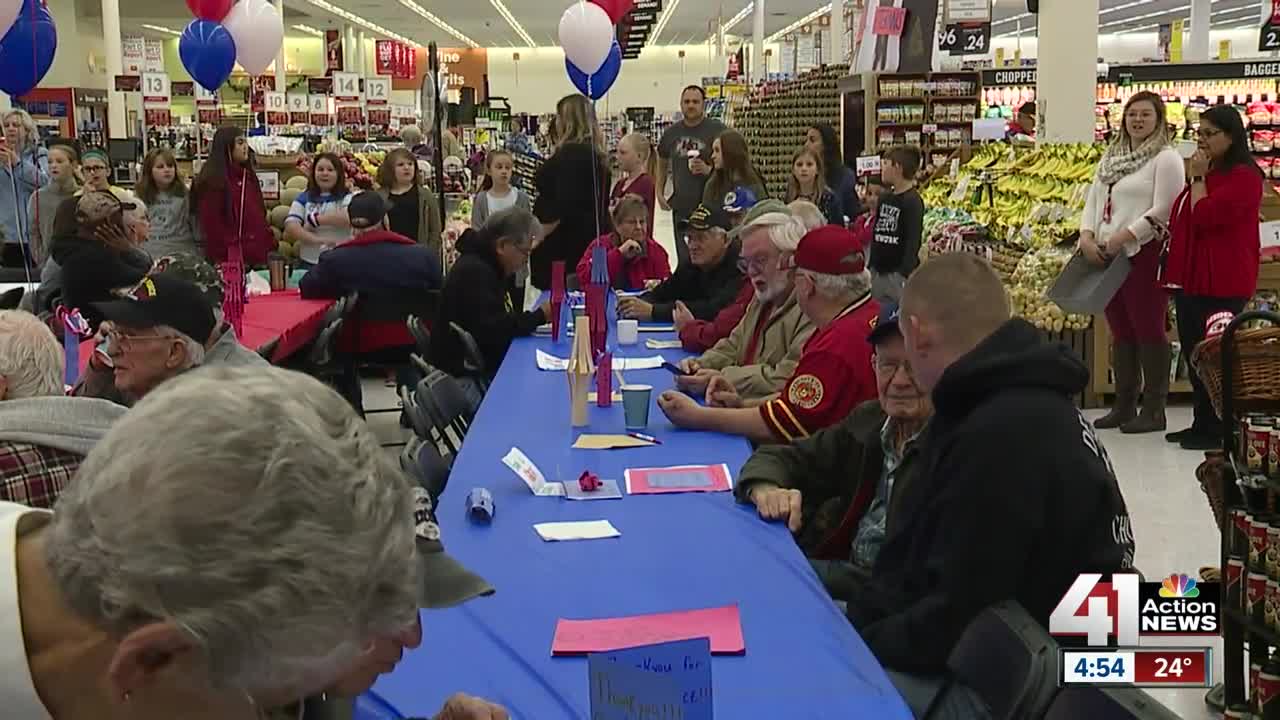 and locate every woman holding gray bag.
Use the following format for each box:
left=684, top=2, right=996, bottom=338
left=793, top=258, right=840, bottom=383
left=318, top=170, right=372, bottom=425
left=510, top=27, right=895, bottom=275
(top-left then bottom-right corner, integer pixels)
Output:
left=1079, top=91, right=1185, bottom=434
